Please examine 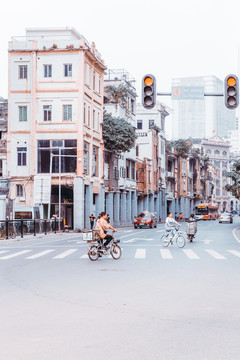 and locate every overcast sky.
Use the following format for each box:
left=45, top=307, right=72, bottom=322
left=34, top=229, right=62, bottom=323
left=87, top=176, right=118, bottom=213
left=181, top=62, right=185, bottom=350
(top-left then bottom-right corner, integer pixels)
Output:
left=1, top=0, right=240, bottom=136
